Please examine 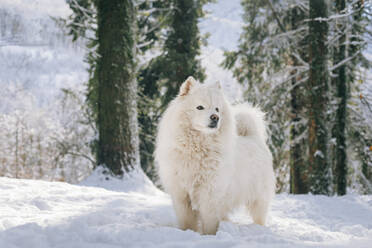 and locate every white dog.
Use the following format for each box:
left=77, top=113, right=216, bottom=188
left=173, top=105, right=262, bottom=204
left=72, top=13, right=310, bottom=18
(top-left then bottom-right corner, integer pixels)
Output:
left=155, top=76, right=275, bottom=235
